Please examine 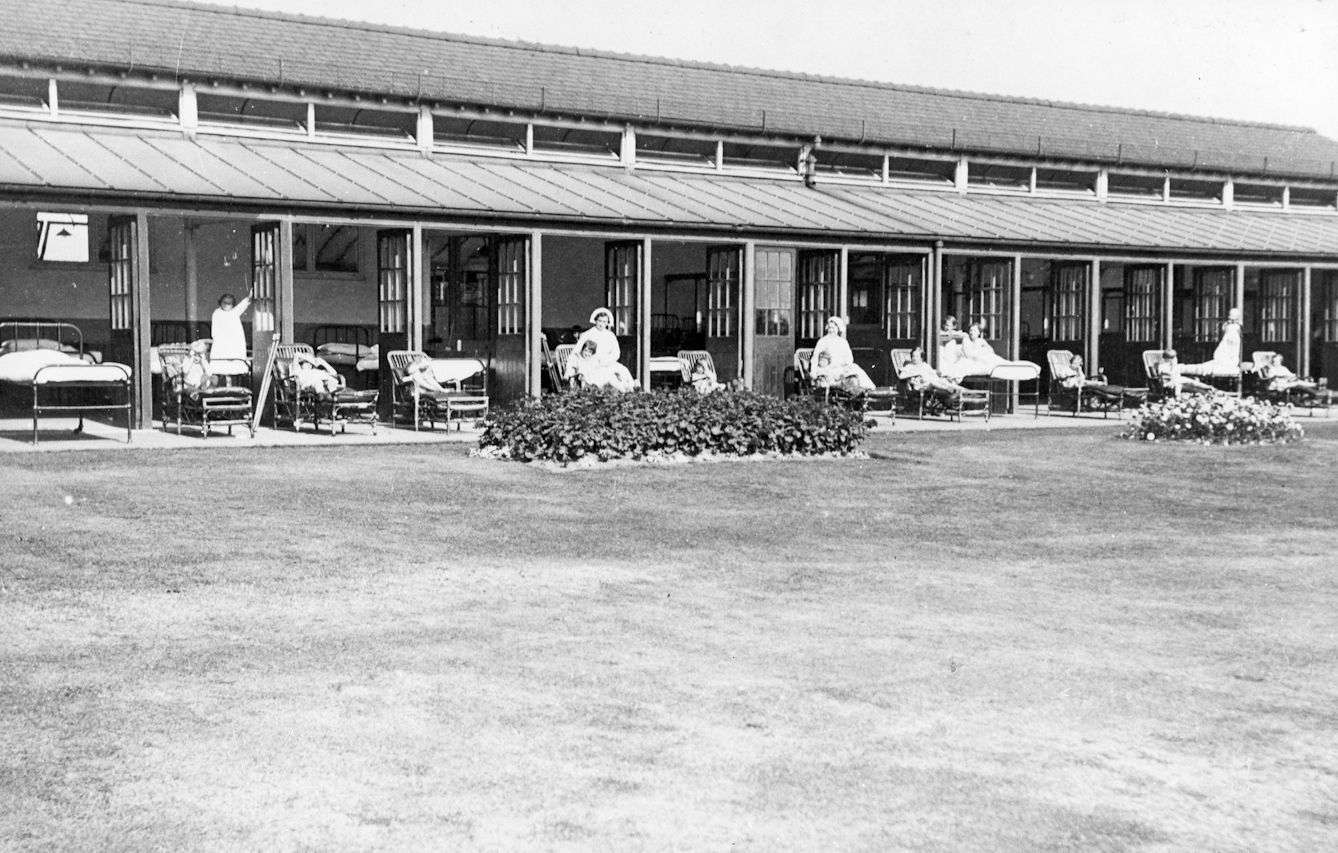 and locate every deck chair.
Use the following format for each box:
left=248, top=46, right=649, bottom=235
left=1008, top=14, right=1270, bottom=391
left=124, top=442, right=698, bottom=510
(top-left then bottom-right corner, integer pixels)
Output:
left=1251, top=350, right=1333, bottom=416
left=552, top=344, right=578, bottom=390
left=1143, top=350, right=1171, bottom=401
left=891, top=347, right=988, bottom=422
left=158, top=343, right=255, bottom=438
left=1047, top=349, right=1119, bottom=418
left=388, top=350, right=489, bottom=431
left=789, top=348, right=814, bottom=398
left=677, top=350, right=719, bottom=393
left=540, top=336, right=564, bottom=393
left=273, top=344, right=378, bottom=435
